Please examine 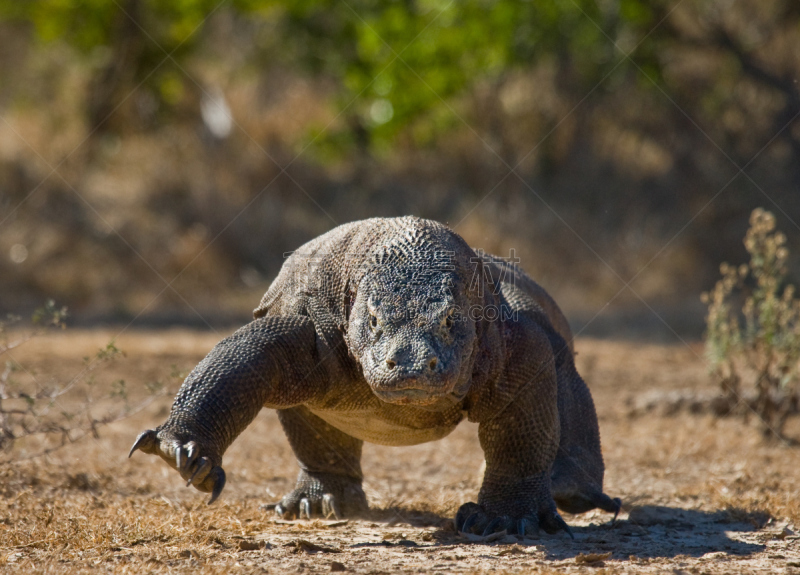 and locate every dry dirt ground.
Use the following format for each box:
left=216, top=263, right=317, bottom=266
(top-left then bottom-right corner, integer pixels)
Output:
left=2, top=328, right=800, bottom=574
